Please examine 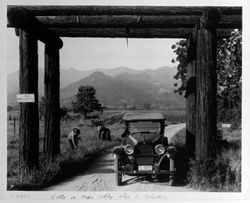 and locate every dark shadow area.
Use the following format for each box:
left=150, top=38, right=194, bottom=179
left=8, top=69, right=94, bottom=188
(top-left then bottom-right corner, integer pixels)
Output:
left=87, top=168, right=114, bottom=174
left=173, top=145, right=190, bottom=186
